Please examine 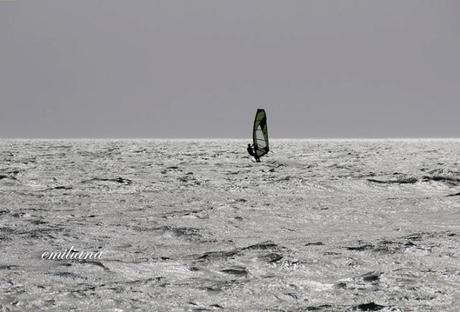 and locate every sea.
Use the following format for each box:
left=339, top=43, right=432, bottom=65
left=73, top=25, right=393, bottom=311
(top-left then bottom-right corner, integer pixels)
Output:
left=0, top=139, right=459, bottom=311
